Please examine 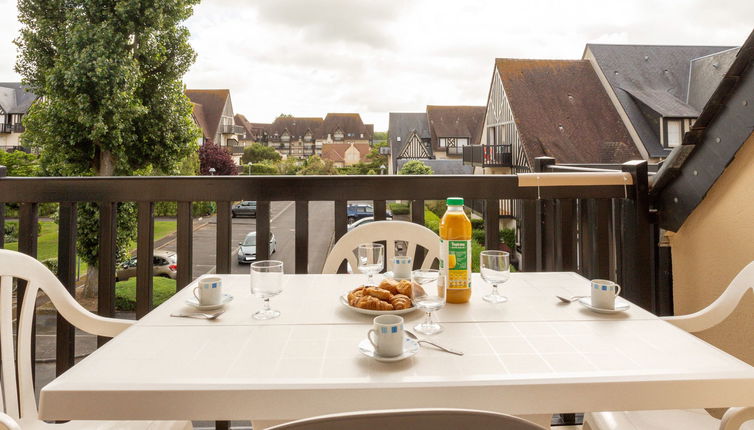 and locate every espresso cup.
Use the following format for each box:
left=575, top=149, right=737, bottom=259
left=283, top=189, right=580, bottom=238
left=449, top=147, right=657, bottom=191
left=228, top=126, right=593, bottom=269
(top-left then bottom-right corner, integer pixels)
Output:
left=193, top=277, right=222, bottom=306
left=367, top=315, right=405, bottom=357
left=392, top=256, right=412, bottom=279
left=591, top=279, right=621, bottom=310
